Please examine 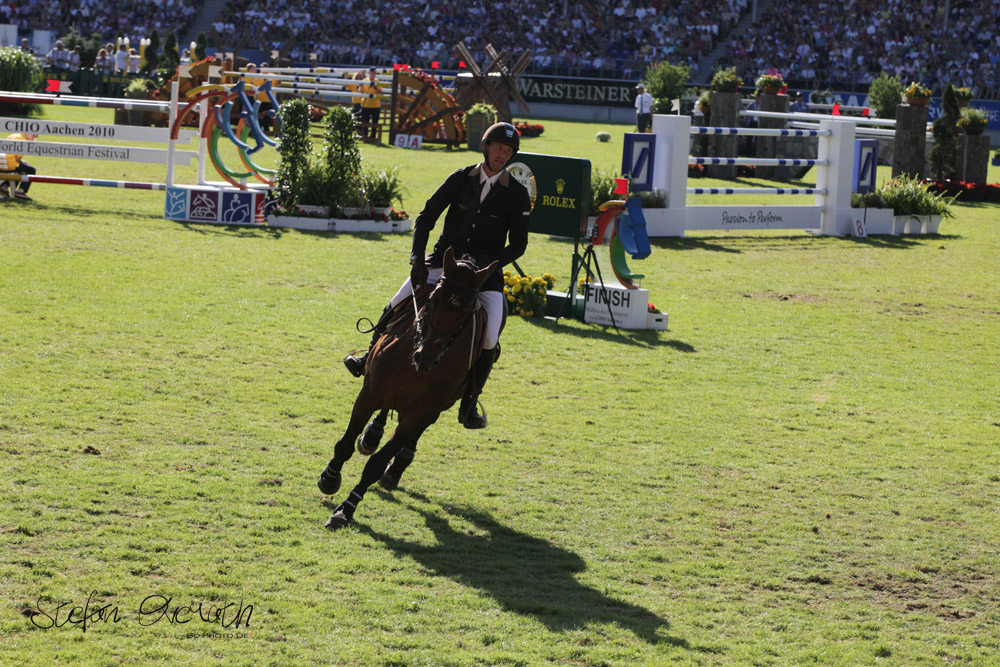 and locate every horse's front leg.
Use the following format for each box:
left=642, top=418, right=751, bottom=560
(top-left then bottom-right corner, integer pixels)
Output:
left=317, top=385, right=377, bottom=496
left=326, top=413, right=437, bottom=530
